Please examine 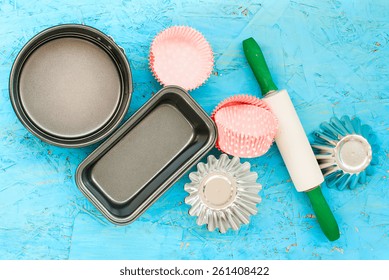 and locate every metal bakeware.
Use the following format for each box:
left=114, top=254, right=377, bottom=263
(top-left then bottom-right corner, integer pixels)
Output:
left=76, top=86, right=217, bottom=225
left=312, top=115, right=378, bottom=190
left=185, top=154, right=262, bottom=233
left=9, top=24, right=132, bottom=147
